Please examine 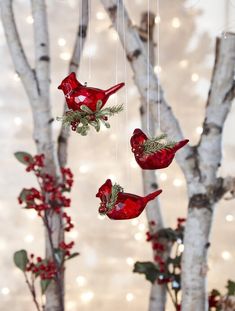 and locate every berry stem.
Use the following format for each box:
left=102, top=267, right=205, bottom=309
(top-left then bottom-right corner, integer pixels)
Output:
left=24, top=272, right=41, bottom=311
